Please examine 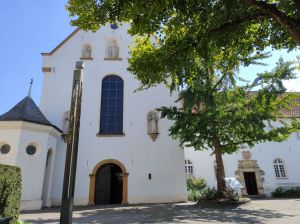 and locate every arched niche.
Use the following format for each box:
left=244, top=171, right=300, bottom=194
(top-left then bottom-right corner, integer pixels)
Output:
left=81, top=44, right=93, bottom=60
left=104, top=38, right=121, bottom=60
left=147, top=110, right=159, bottom=141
